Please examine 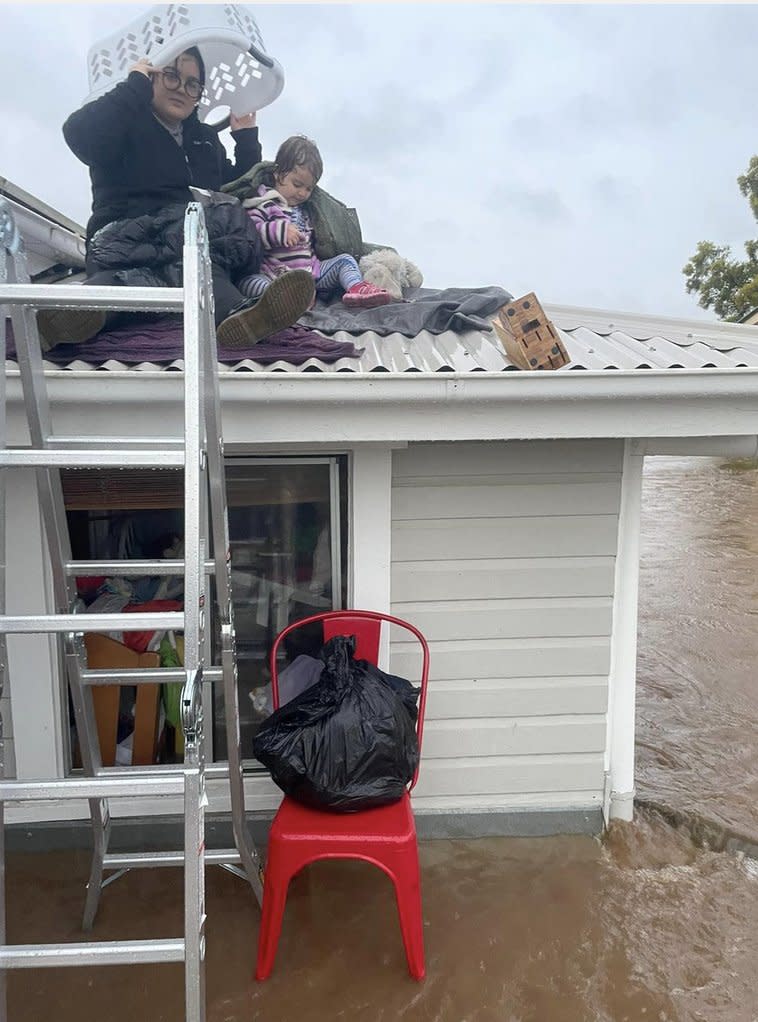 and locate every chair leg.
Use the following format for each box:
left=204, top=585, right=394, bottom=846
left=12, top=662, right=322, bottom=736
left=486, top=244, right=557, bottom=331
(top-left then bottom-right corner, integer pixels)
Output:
left=390, top=849, right=426, bottom=981
left=255, top=856, right=293, bottom=981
